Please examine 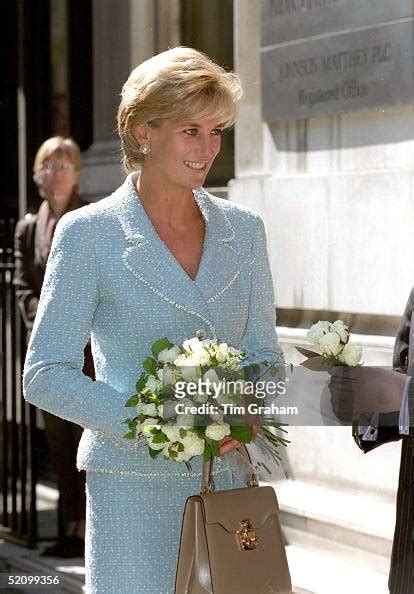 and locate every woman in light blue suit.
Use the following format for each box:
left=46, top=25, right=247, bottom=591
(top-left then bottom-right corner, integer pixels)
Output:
left=23, top=47, right=283, bottom=593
